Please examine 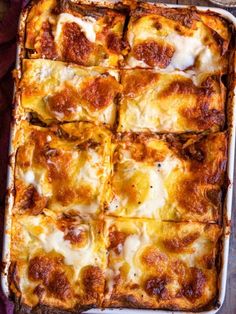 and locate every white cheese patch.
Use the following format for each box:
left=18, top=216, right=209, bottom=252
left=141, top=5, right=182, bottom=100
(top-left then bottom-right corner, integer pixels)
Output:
left=46, top=135, right=52, bottom=142
left=135, top=168, right=167, bottom=219
left=55, top=13, right=97, bottom=45
left=166, top=31, right=204, bottom=71
left=20, top=168, right=52, bottom=197
left=23, top=170, right=35, bottom=185
left=180, top=237, right=209, bottom=267
left=21, top=169, right=43, bottom=195
left=73, top=202, right=99, bottom=214
left=121, top=88, right=179, bottom=132
left=100, top=102, right=116, bottom=125
left=76, top=150, right=101, bottom=189
left=126, top=56, right=149, bottom=68
left=123, top=234, right=141, bottom=281
left=59, top=66, right=76, bottom=81
left=108, top=155, right=181, bottom=218
left=34, top=63, right=52, bottom=82
left=38, top=225, right=99, bottom=278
